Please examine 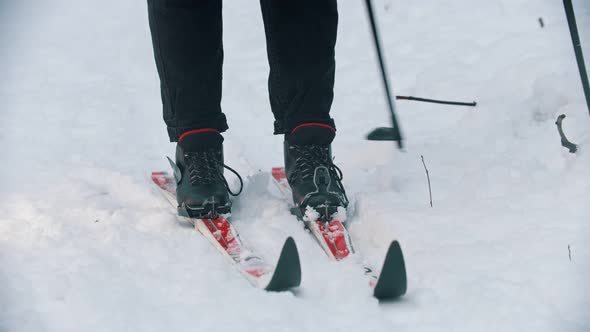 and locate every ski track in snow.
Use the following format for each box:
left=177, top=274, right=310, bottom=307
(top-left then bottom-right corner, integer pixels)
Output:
left=1, top=0, right=589, bottom=331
